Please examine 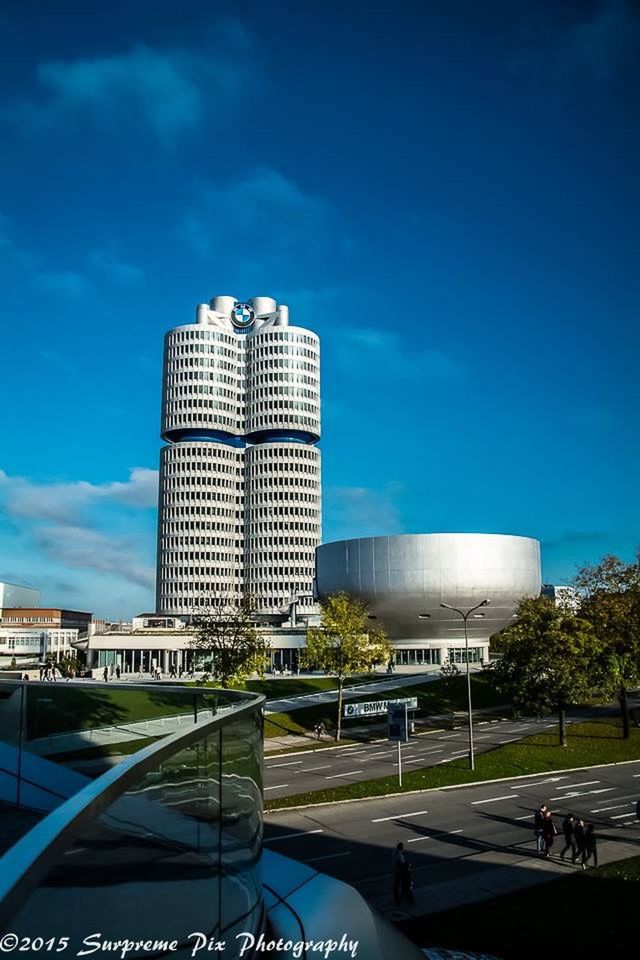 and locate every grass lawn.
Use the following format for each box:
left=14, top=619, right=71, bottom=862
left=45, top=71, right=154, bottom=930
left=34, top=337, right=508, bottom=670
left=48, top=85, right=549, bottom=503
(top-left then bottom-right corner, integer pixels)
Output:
left=241, top=675, right=376, bottom=699
left=398, top=854, right=640, bottom=959
left=263, top=673, right=502, bottom=741
left=265, top=717, right=640, bottom=809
